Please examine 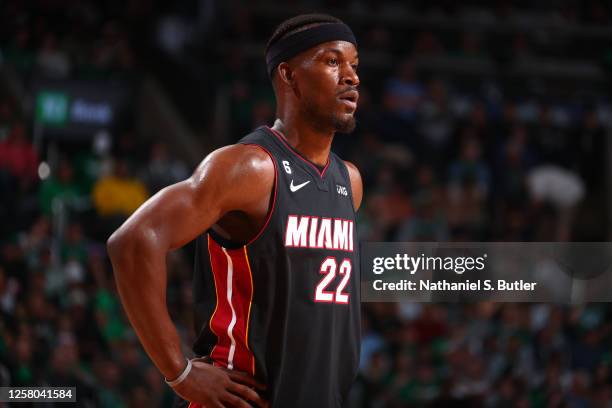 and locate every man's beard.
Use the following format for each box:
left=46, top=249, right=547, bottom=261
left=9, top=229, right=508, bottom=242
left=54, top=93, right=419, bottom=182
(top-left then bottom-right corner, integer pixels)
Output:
left=303, top=101, right=356, bottom=134
left=332, top=111, right=356, bottom=133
